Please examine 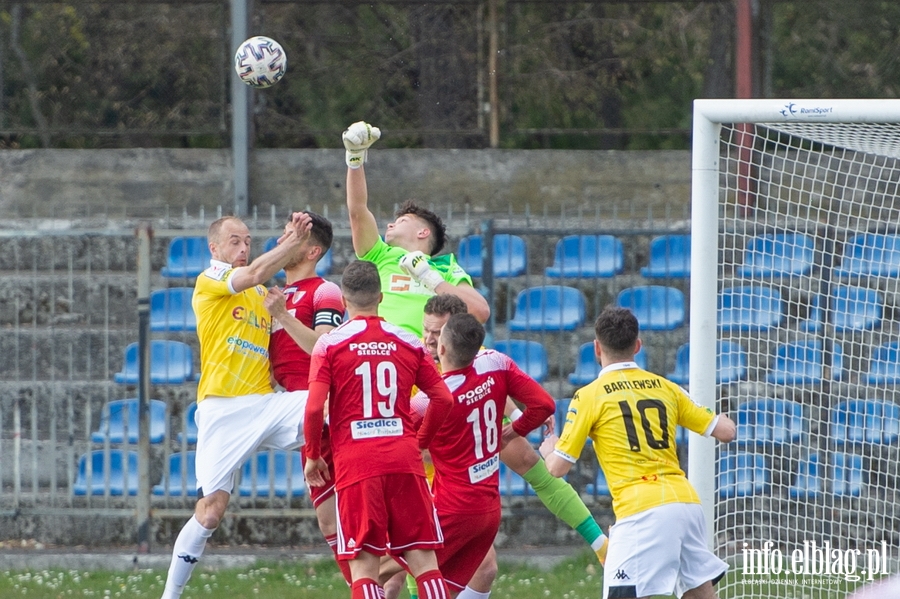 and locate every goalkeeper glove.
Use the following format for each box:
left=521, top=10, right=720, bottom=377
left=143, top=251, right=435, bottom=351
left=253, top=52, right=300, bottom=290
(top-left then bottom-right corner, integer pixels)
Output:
left=342, top=121, right=381, bottom=169
left=399, top=251, right=444, bottom=292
